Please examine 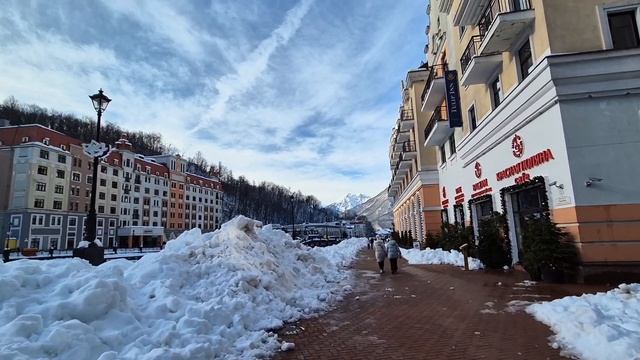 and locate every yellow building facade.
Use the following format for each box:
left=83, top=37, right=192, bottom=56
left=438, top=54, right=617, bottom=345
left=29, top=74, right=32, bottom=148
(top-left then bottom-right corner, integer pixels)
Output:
left=391, top=0, right=640, bottom=280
